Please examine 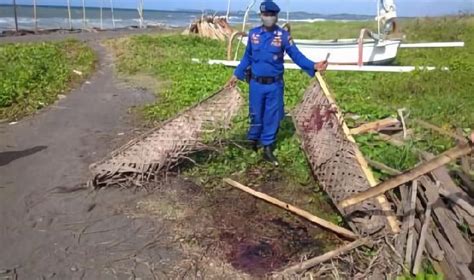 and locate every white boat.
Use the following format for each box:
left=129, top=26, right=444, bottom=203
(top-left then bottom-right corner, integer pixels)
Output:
left=240, top=36, right=402, bottom=65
